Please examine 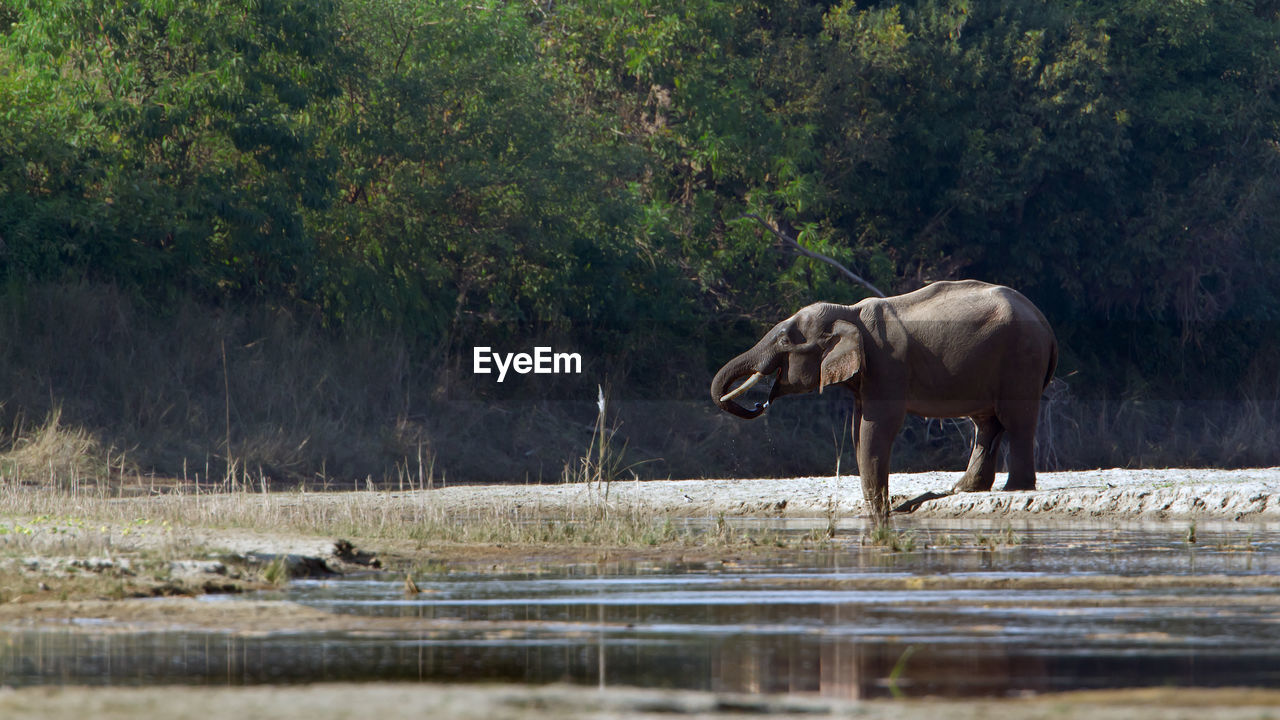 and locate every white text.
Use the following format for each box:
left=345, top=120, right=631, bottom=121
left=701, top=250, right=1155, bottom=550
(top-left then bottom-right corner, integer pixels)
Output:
left=473, top=346, right=583, bottom=382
